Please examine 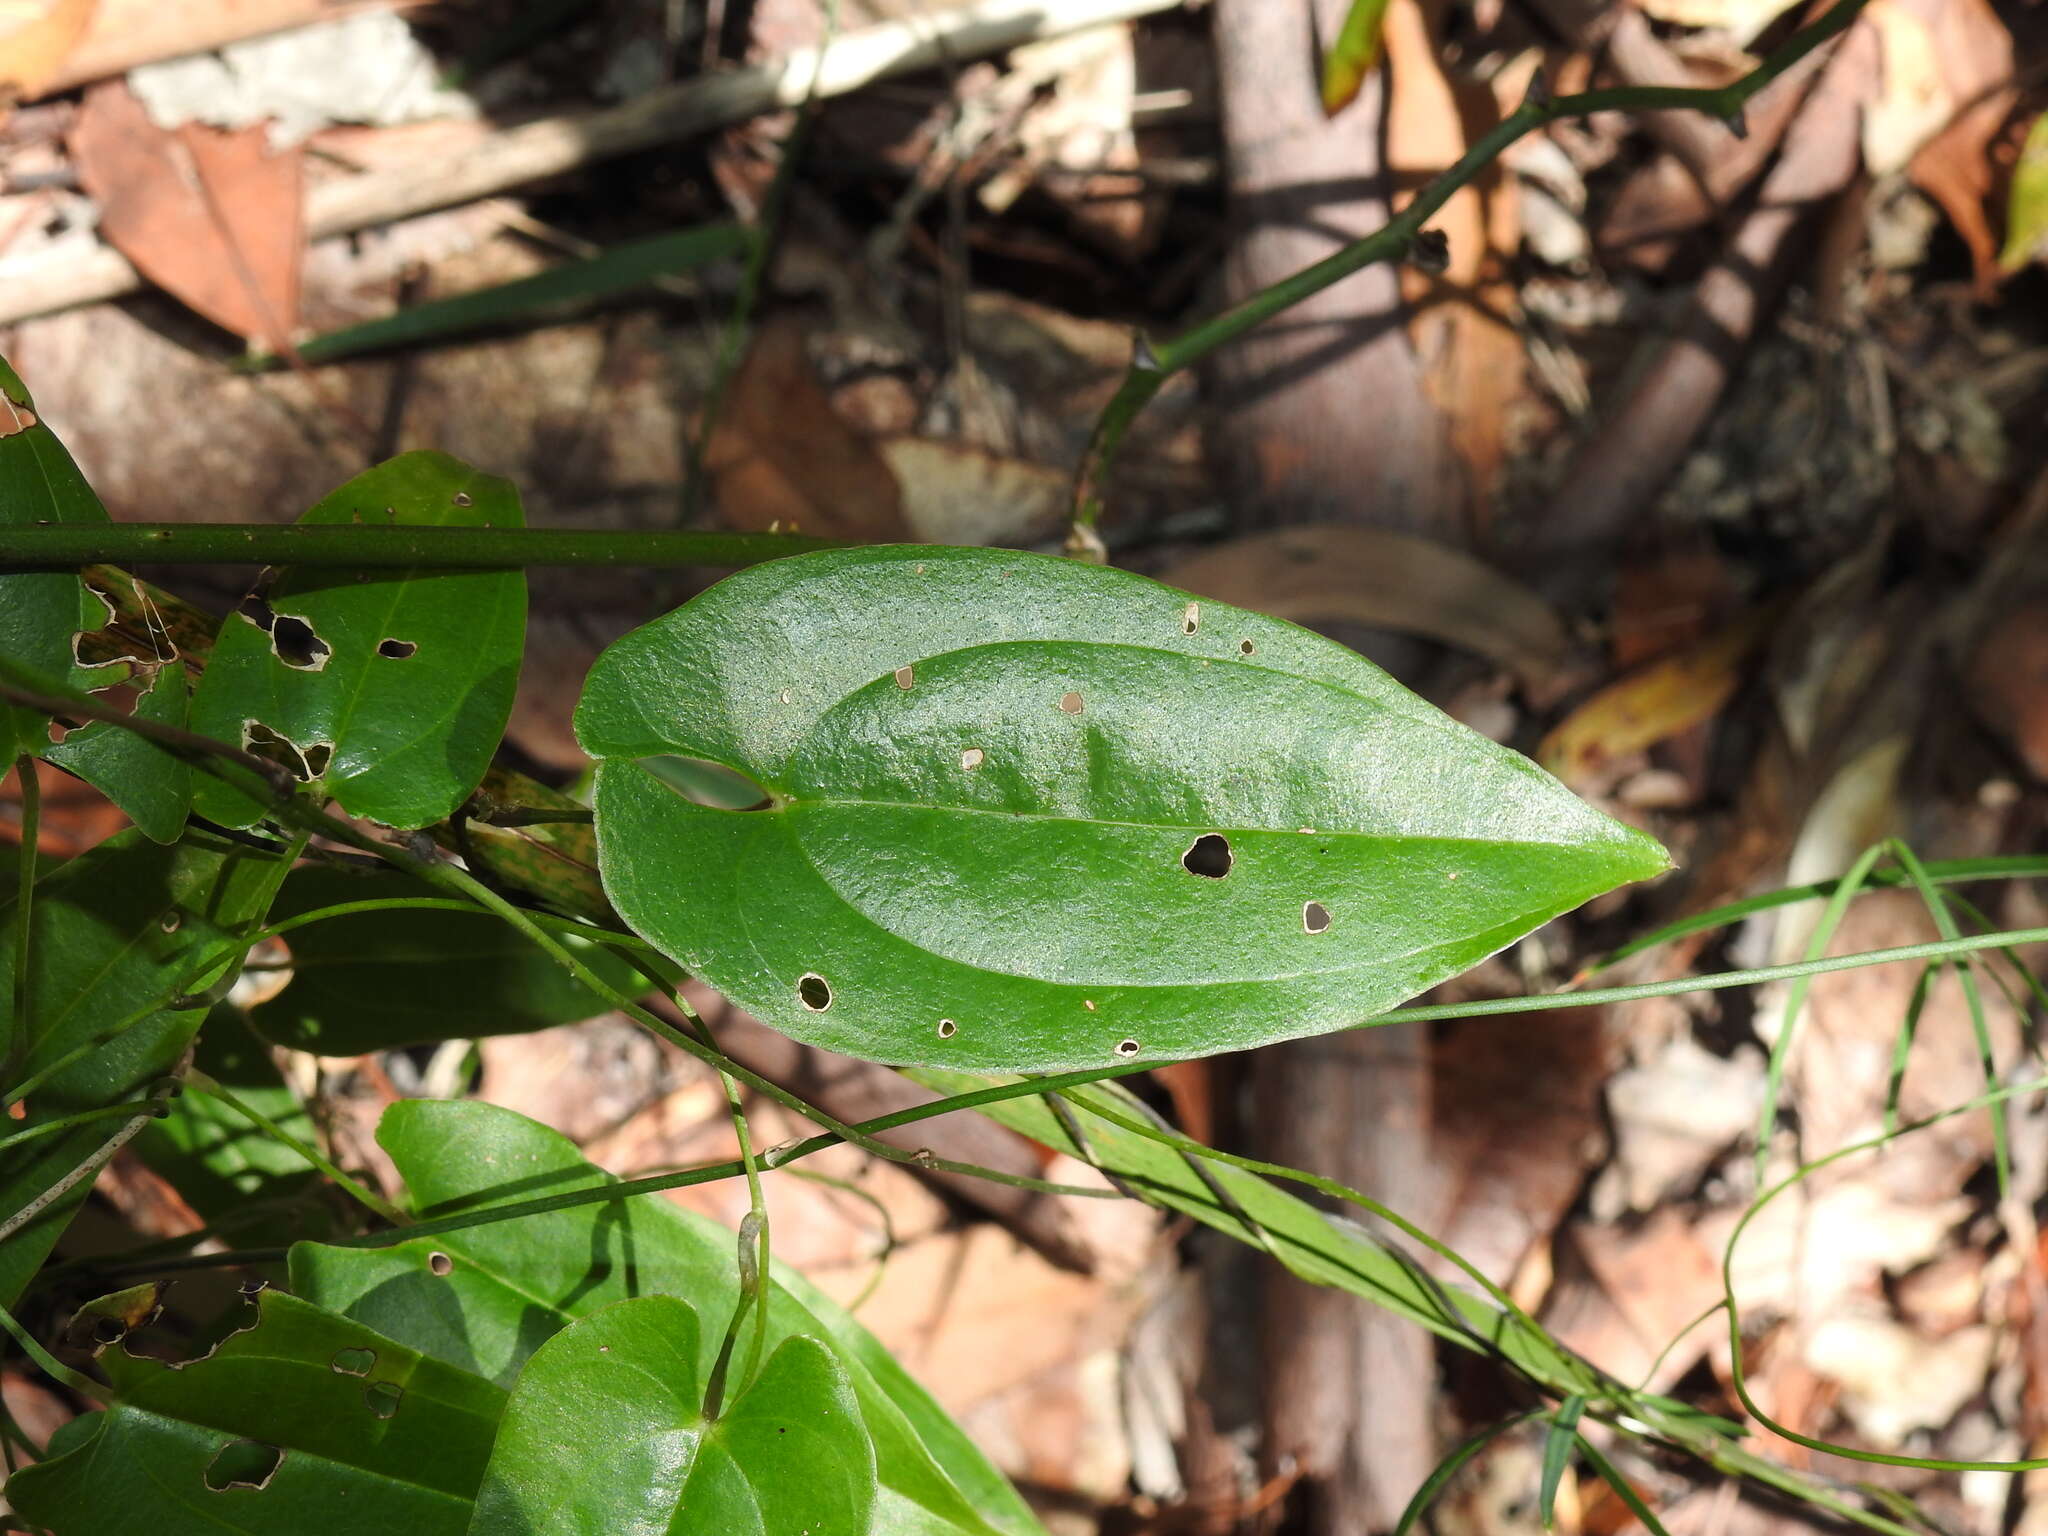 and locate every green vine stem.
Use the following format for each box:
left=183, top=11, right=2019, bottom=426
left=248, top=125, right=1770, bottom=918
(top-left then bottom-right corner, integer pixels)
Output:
left=1064, top=0, right=1870, bottom=531
left=0, top=523, right=845, bottom=570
